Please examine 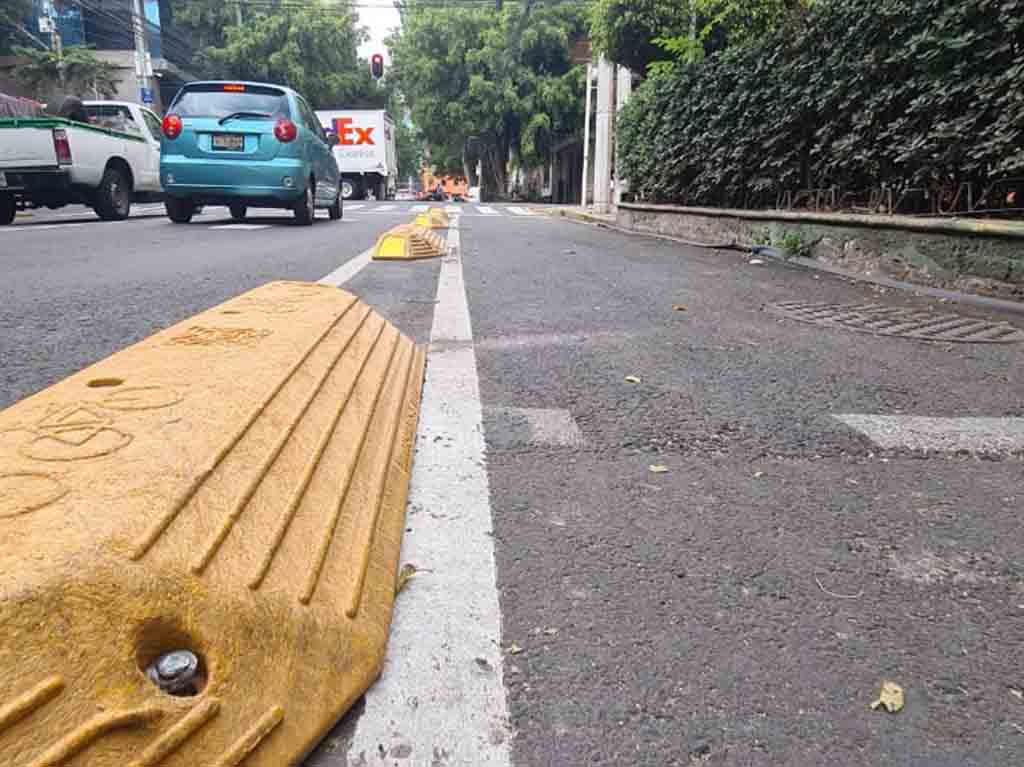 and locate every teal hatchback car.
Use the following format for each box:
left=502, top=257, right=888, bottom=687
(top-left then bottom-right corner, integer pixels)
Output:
left=160, top=81, right=342, bottom=225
